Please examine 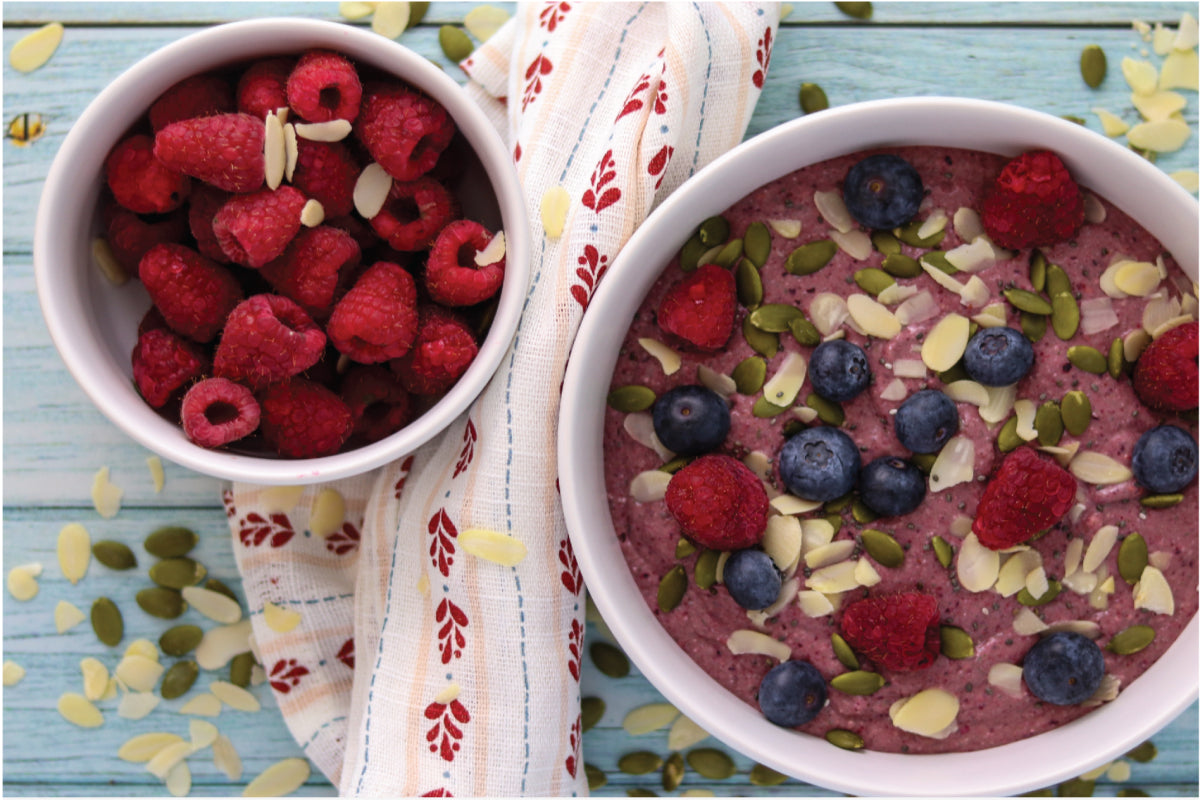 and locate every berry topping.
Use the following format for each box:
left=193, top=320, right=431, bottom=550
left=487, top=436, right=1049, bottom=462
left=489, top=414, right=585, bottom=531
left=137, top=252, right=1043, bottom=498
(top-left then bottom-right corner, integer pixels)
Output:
left=842, top=154, right=924, bottom=230
left=981, top=150, right=1085, bottom=249
left=357, top=83, right=456, bottom=181
left=368, top=176, right=459, bottom=251
left=651, top=384, right=731, bottom=456
left=105, top=134, right=191, bottom=214
left=291, top=139, right=360, bottom=219
left=389, top=305, right=478, bottom=395
left=286, top=50, right=362, bottom=124
left=664, top=454, right=769, bottom=551
left=186, top=183, right=231, bottom=262
left=211, top=186, right=307, bottom=268
left=972, top=447, right=1077, bottom=550
left=656, top=263, right=736, bottom=351
left=138, top=243, right=243, bottom=343
left=1021, top=631, right=1105, bottom=706
left=259, top=378, right=354, bottom=459
left=327, top=262, right=420, bottom=363
left=778, top=426, right=860, bottom=502
left=425, top=220, right=506, bottom=306
left=895, top=389, right=959, bottom=454
left=859, top=456, right=926, bottom=517
left=808, top=339, right=871, bottom=402
left=1132, top=321, right=1198, bottom=412
left=339, top=364, right=412, bottom=445
left=131, top=328, right=210, bottom=409
left=722, top=549, right=782, bottom=610
left=153, top=112, right=265, bottom=193
left=148, top=73, right=233, bottom=132
left=840, top=591, right=941, bottom=672
left=757, top=660, right=826, bottom=728
left=962, top=326, right=1034, bottom=386
left=1131, top=425, right=1198, bottom=494
left=213, top=294, right=326, bottom=390
left=260, top=225, right=361, bottom=318
left=104, top=205, right=189, bottom=273
left=236, top=57, right=294, bottom=119
left=180, top=377, right=260, bottom=448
